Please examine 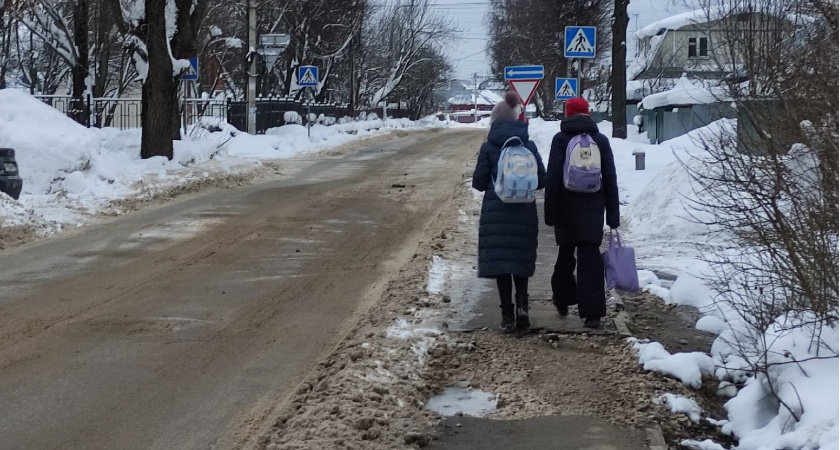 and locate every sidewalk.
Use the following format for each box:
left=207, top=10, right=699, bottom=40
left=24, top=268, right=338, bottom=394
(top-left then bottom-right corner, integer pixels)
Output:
left=435, top=197, right=665, bottom=449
